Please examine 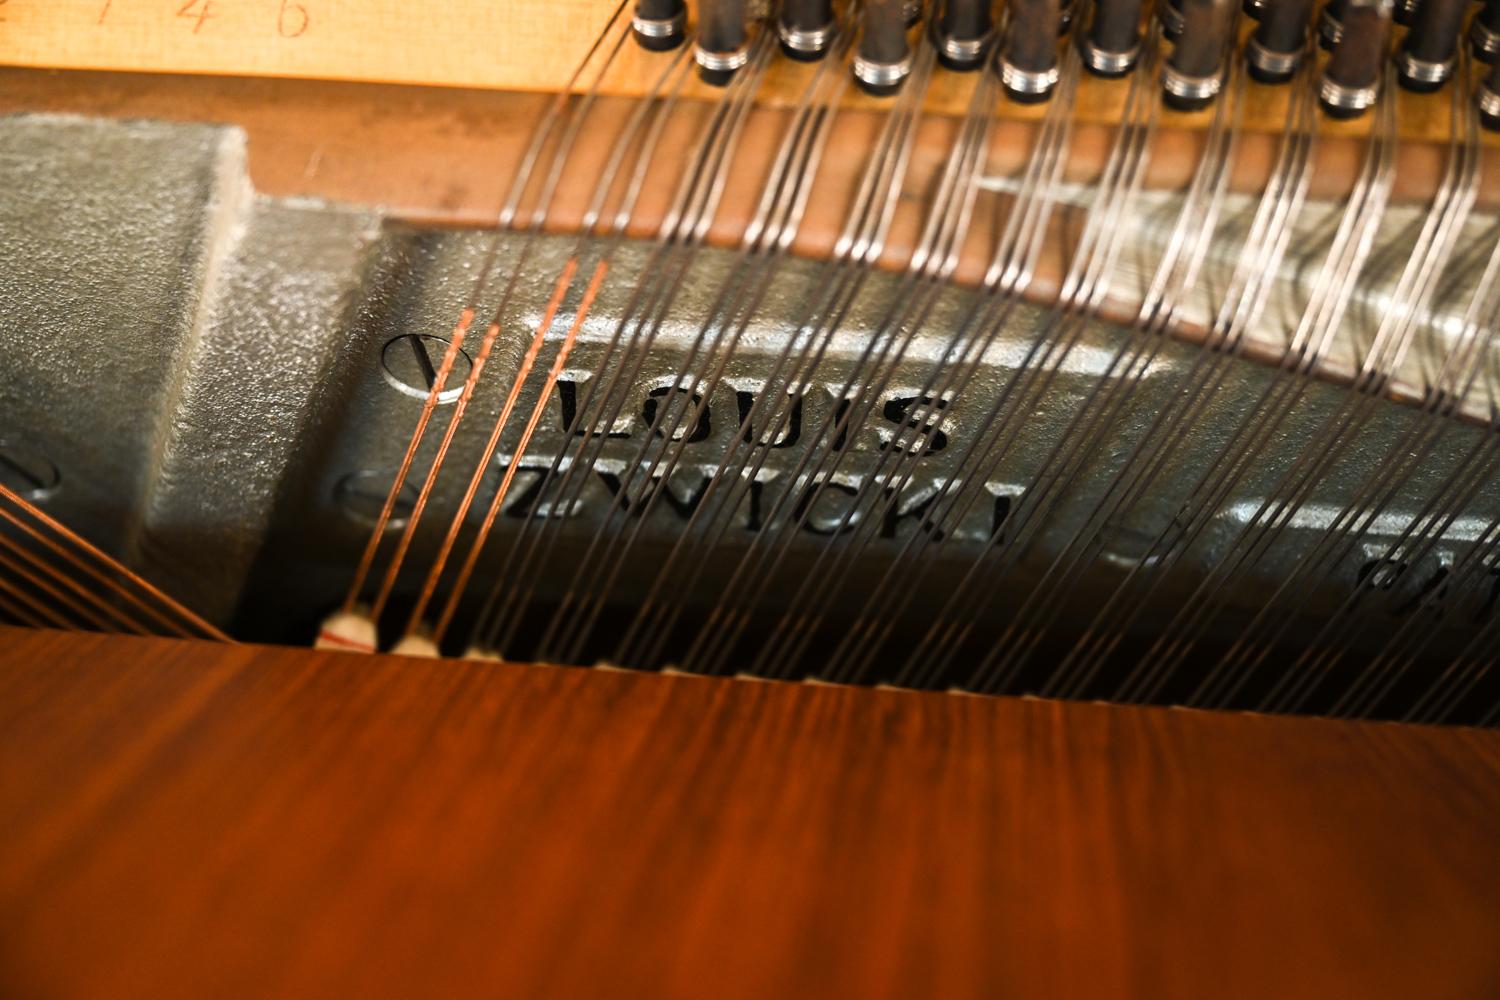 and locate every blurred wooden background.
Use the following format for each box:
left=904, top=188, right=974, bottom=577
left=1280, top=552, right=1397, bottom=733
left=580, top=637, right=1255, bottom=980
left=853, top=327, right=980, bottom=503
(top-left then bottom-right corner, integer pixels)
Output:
left=2, top=627, right=1498, bottom=998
